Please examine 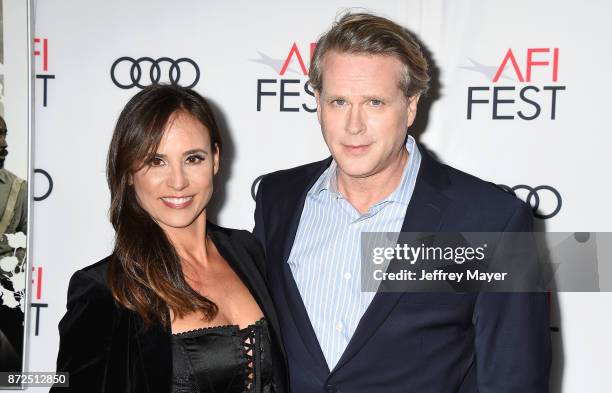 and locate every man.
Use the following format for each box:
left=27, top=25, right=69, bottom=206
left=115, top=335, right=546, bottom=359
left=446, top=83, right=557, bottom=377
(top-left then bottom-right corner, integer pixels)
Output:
left=0, top=116, right=27, bottom=237
left=254, top=12, right=551, bottom=393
